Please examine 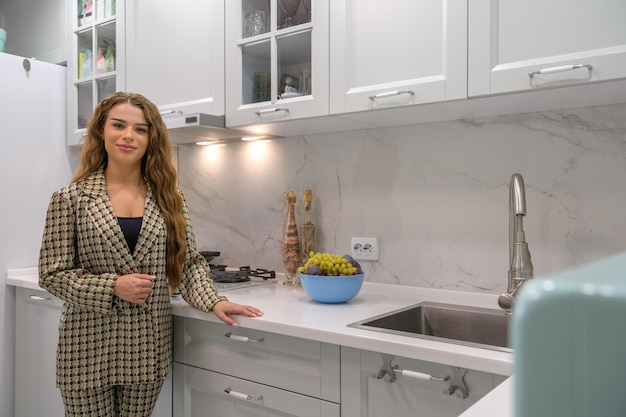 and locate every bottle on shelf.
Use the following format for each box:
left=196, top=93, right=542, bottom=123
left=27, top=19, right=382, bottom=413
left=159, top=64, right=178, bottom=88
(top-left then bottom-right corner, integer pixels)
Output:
left=96, top=48, right=105, bottom=74
left=105, top=0, right=116, bottom=18
left=300, top=189, right=315, bottom=265
left=104, top=45, right=115, bottom=73
left=82, top=49, right=92, bottom=78
left=84, top=0, right=93, bottom=24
